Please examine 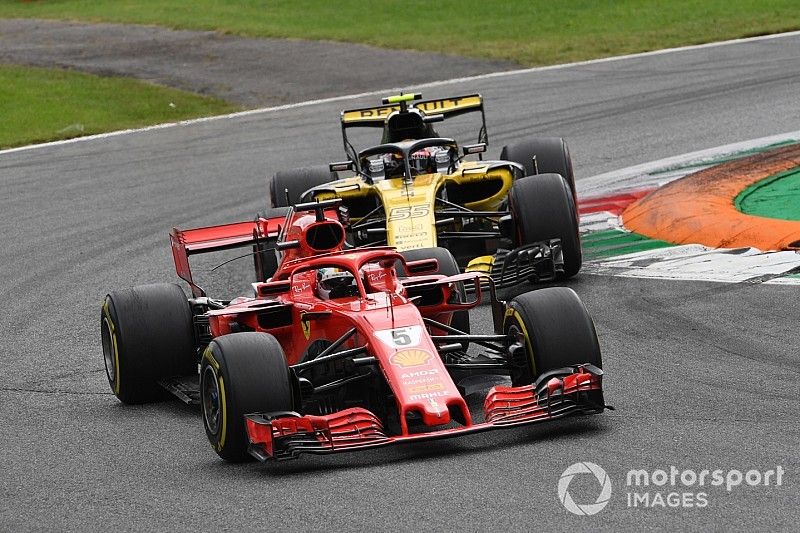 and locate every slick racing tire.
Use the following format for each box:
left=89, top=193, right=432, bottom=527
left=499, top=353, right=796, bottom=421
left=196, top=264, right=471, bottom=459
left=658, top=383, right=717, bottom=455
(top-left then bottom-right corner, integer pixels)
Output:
left=200, top=332, right=294, bottom=462
left=101, top=283, right=196, bottom=404
left=254, top=206, right=291, bottom=281
left=509, top=173, right=581, bottom=278
left=505, top=287, right=602, bottom=386
left=500, top=137, right=576, bottom=203
left=398, top=247, right=470, bottom=341
left=269, top=165, right=336, bottom=207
